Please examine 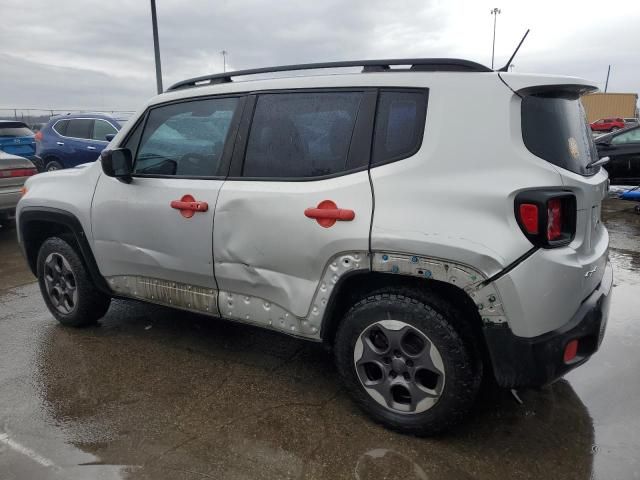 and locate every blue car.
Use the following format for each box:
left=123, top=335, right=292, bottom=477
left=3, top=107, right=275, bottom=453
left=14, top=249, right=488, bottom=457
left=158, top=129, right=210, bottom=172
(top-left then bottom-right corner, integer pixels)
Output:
left=36, top=113, right=128, bottom=171
left=0, top=121, right=39, bottom=168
